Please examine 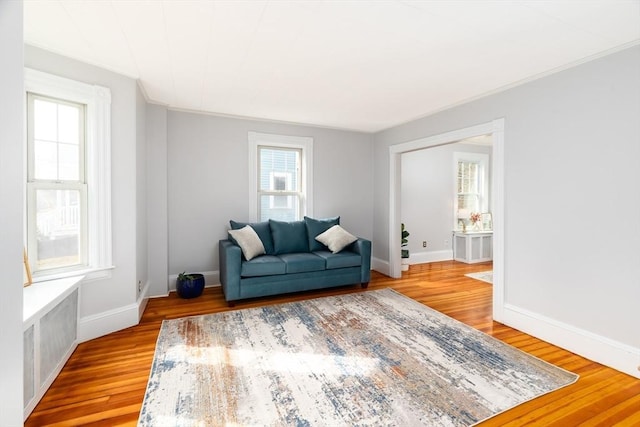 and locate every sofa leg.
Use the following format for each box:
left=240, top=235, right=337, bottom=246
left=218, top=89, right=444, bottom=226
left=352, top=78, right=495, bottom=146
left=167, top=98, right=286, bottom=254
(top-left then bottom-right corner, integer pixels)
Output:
left=361, top=282, right=369, bottom=289
left=227, top=301, right=236, bottom=308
